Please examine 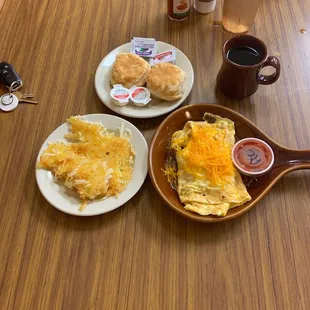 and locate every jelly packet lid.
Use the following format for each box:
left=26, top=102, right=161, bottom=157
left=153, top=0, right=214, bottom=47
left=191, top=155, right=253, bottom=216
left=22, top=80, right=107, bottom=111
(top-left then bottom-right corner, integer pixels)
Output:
left=150, top=49, right=176, bottom=66
left=110, top=84, right=130, bottom=106
left=129, top=86, right=152, bottom=107
left=131, top=37, right=157, bottom=58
